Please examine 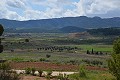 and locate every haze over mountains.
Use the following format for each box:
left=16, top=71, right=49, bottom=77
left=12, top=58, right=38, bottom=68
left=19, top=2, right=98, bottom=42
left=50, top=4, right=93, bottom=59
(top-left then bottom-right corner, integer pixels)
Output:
left=0, top=16, right=120, bottom=33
